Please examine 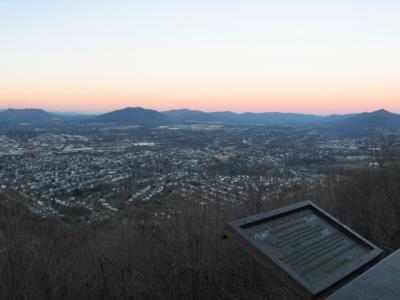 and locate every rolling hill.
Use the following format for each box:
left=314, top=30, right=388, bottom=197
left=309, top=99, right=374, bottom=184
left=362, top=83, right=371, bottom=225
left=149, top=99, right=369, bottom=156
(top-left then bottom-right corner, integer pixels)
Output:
left=97, top=107, right=169, bottom=125
left=0, top=108, right=58, bottom=123
left=331, top=109, right=400, bottom=131
left=163, top=109, right=216, bottom=122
